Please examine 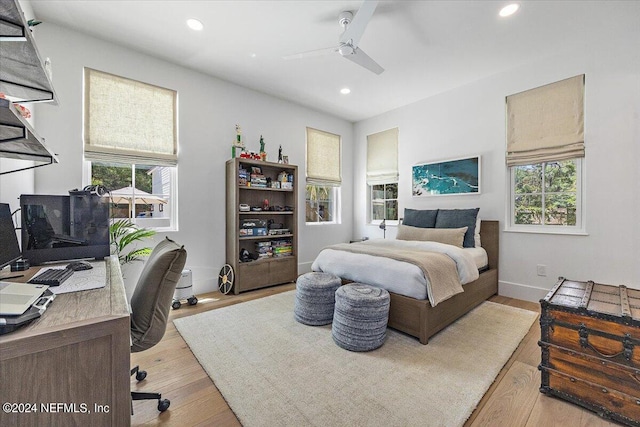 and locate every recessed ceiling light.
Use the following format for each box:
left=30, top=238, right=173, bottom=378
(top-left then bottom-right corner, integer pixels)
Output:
left=499, top=3, right=520, bottom=17
left=340, top=88, right=351, bottom=95
left=249, top=53, right=257, bottom=58
left=186, top=18, right=204, bottom=31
